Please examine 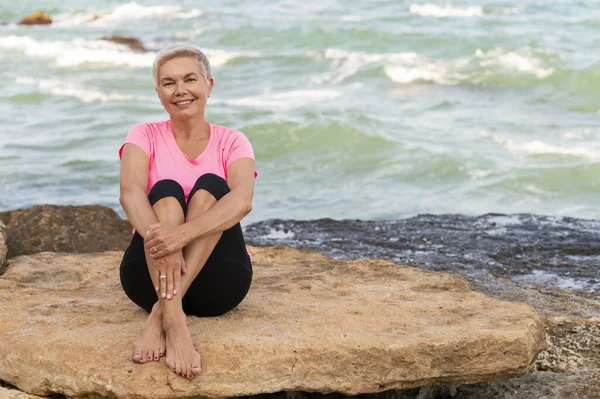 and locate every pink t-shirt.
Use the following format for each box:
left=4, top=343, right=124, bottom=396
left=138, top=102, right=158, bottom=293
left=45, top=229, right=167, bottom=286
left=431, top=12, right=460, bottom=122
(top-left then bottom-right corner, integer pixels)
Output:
left=119, top=119, right=256, bottom=202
